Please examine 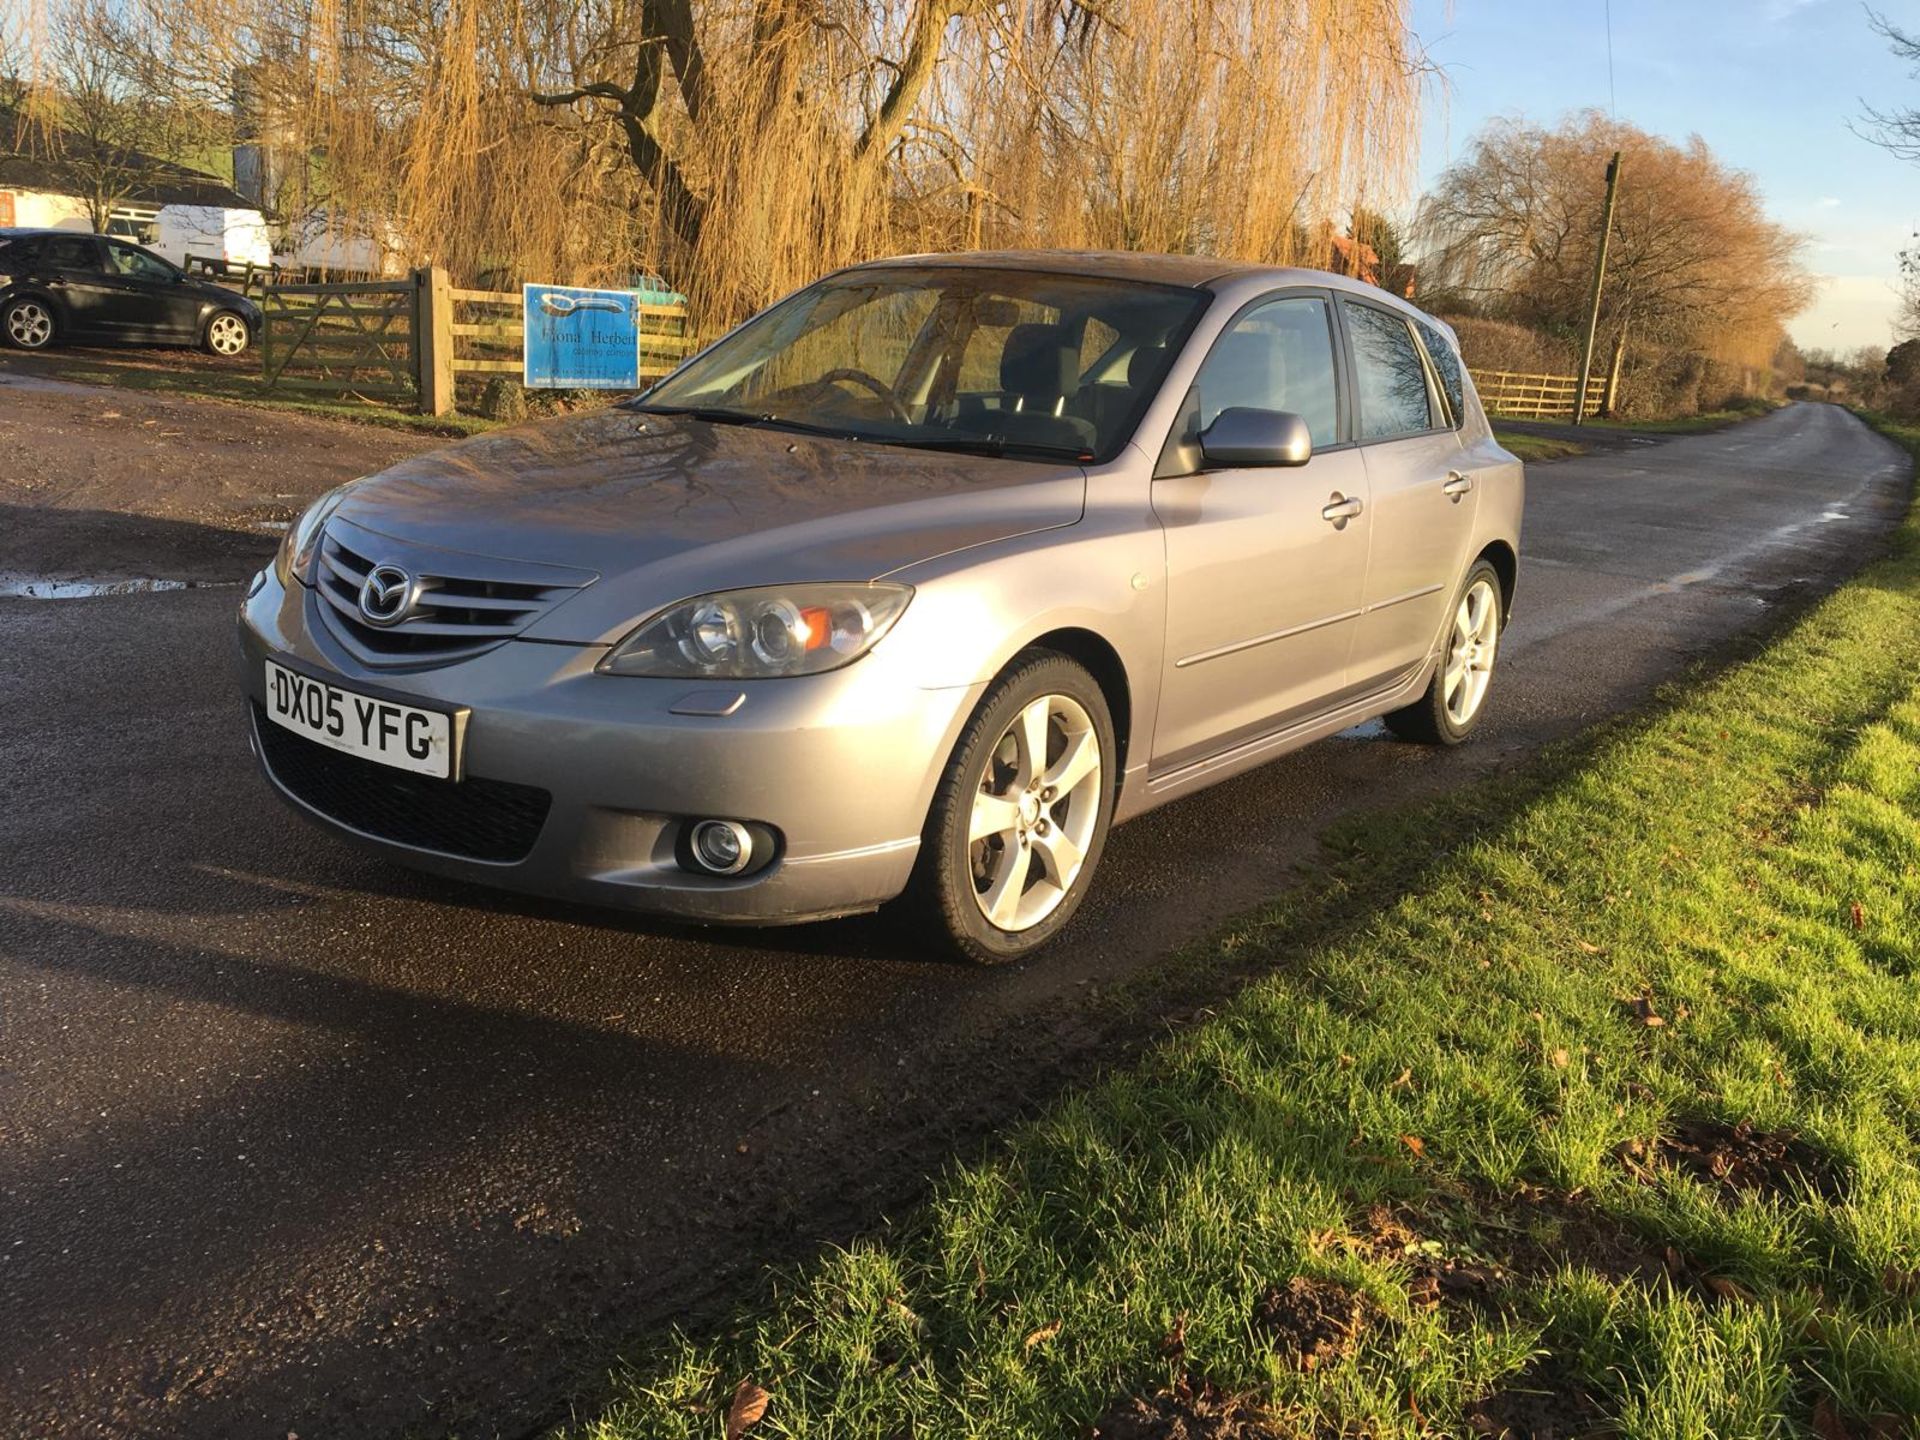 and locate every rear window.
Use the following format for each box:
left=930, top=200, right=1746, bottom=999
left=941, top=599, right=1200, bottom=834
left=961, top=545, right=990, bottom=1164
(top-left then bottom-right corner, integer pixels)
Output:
left=1416, top=318, right=1466, bottom=428
left=1343, top=299, right=1435, bottom=441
